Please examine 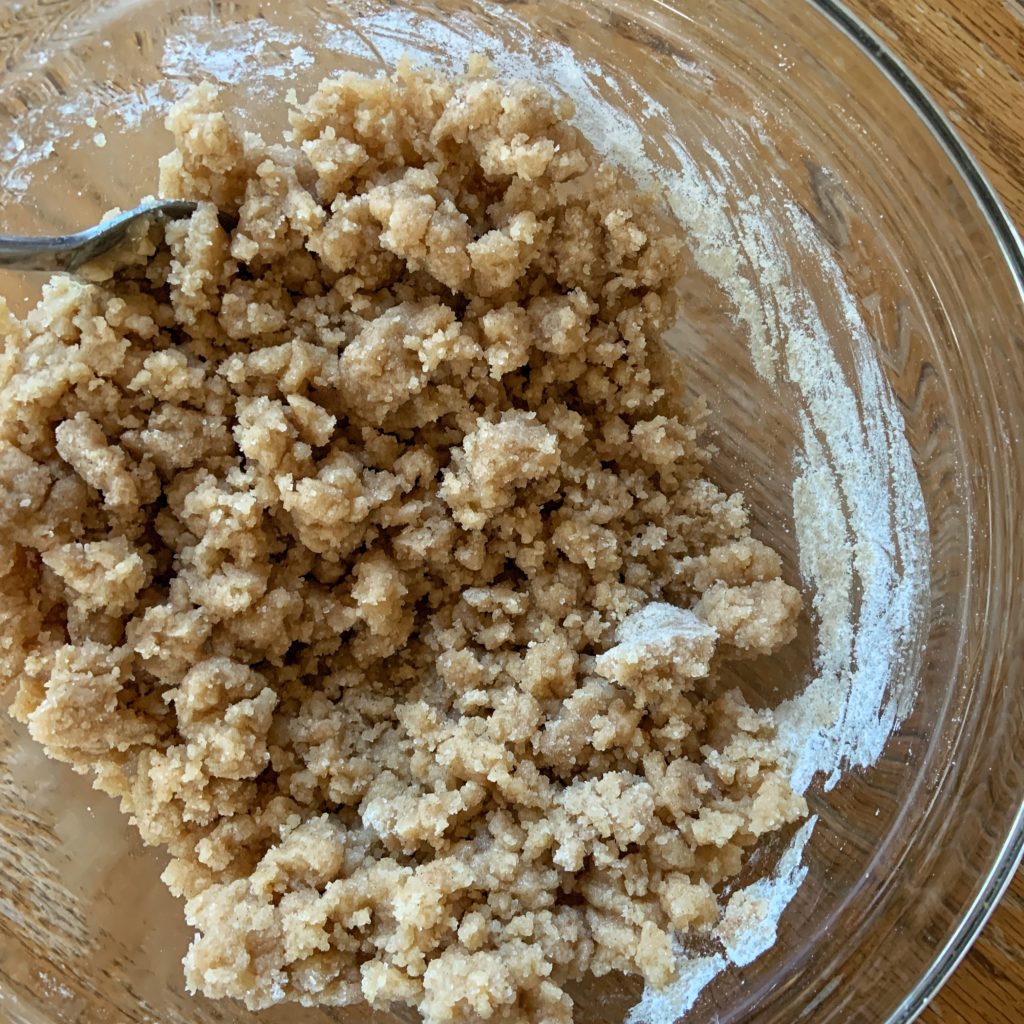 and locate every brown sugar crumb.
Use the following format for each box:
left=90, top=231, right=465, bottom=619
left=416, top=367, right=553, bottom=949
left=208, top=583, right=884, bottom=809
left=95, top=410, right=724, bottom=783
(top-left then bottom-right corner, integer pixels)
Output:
left=0, top=58, right=806, bottom=1024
